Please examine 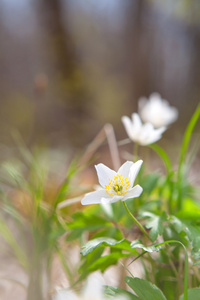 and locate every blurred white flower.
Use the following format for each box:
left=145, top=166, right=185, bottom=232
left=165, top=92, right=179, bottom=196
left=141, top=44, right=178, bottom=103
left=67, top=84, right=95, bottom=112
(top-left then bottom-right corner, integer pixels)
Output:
left=121, top=113, right=166, bottom=146
left=81, top=160, right=143, bottom=205
left=53, top=273, right=129, bottom=300
left=138, top=93, right=178, bottom=128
